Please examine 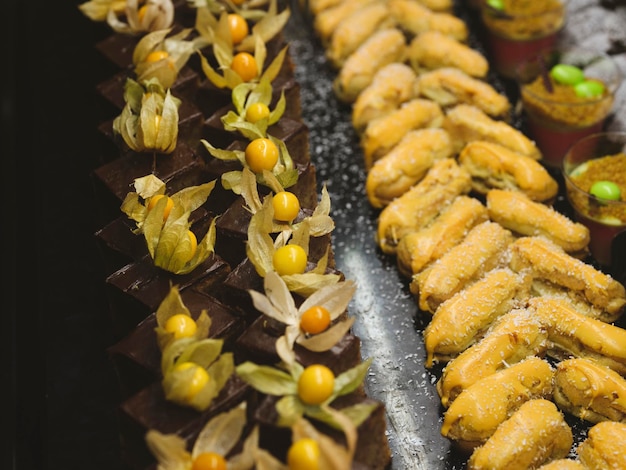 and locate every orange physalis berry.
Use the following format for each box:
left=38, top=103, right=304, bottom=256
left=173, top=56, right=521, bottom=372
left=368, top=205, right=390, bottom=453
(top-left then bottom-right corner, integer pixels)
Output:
left=192, top=452, right=228, bottom=470
left=273, top=245, right=307, bottom=276
left=245, top=138, right=279, bottom=173
left=227, top=13, right=249, bottom=45
left=300, top=306, right=331, bottom=335
left=297, top=365, right=334, bottom=405
left=147, top=194, right=174, bottom=222
left=145, top=50, right=169, bottom=63
left=272, top=191, right=300, bottom=222
left=287, top=438, right=321, bottom=470
left=231, top=52, right=258, bottom=82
